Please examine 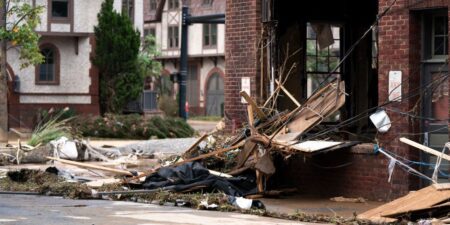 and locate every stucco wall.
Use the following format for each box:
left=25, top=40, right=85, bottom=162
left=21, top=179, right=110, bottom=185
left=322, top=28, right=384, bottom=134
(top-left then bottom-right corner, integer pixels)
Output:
left=31, top=0, right=143, bottom=34
left=8, top=36, right=92, bottom=102
left=74, top=1, right=102, bottom=33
